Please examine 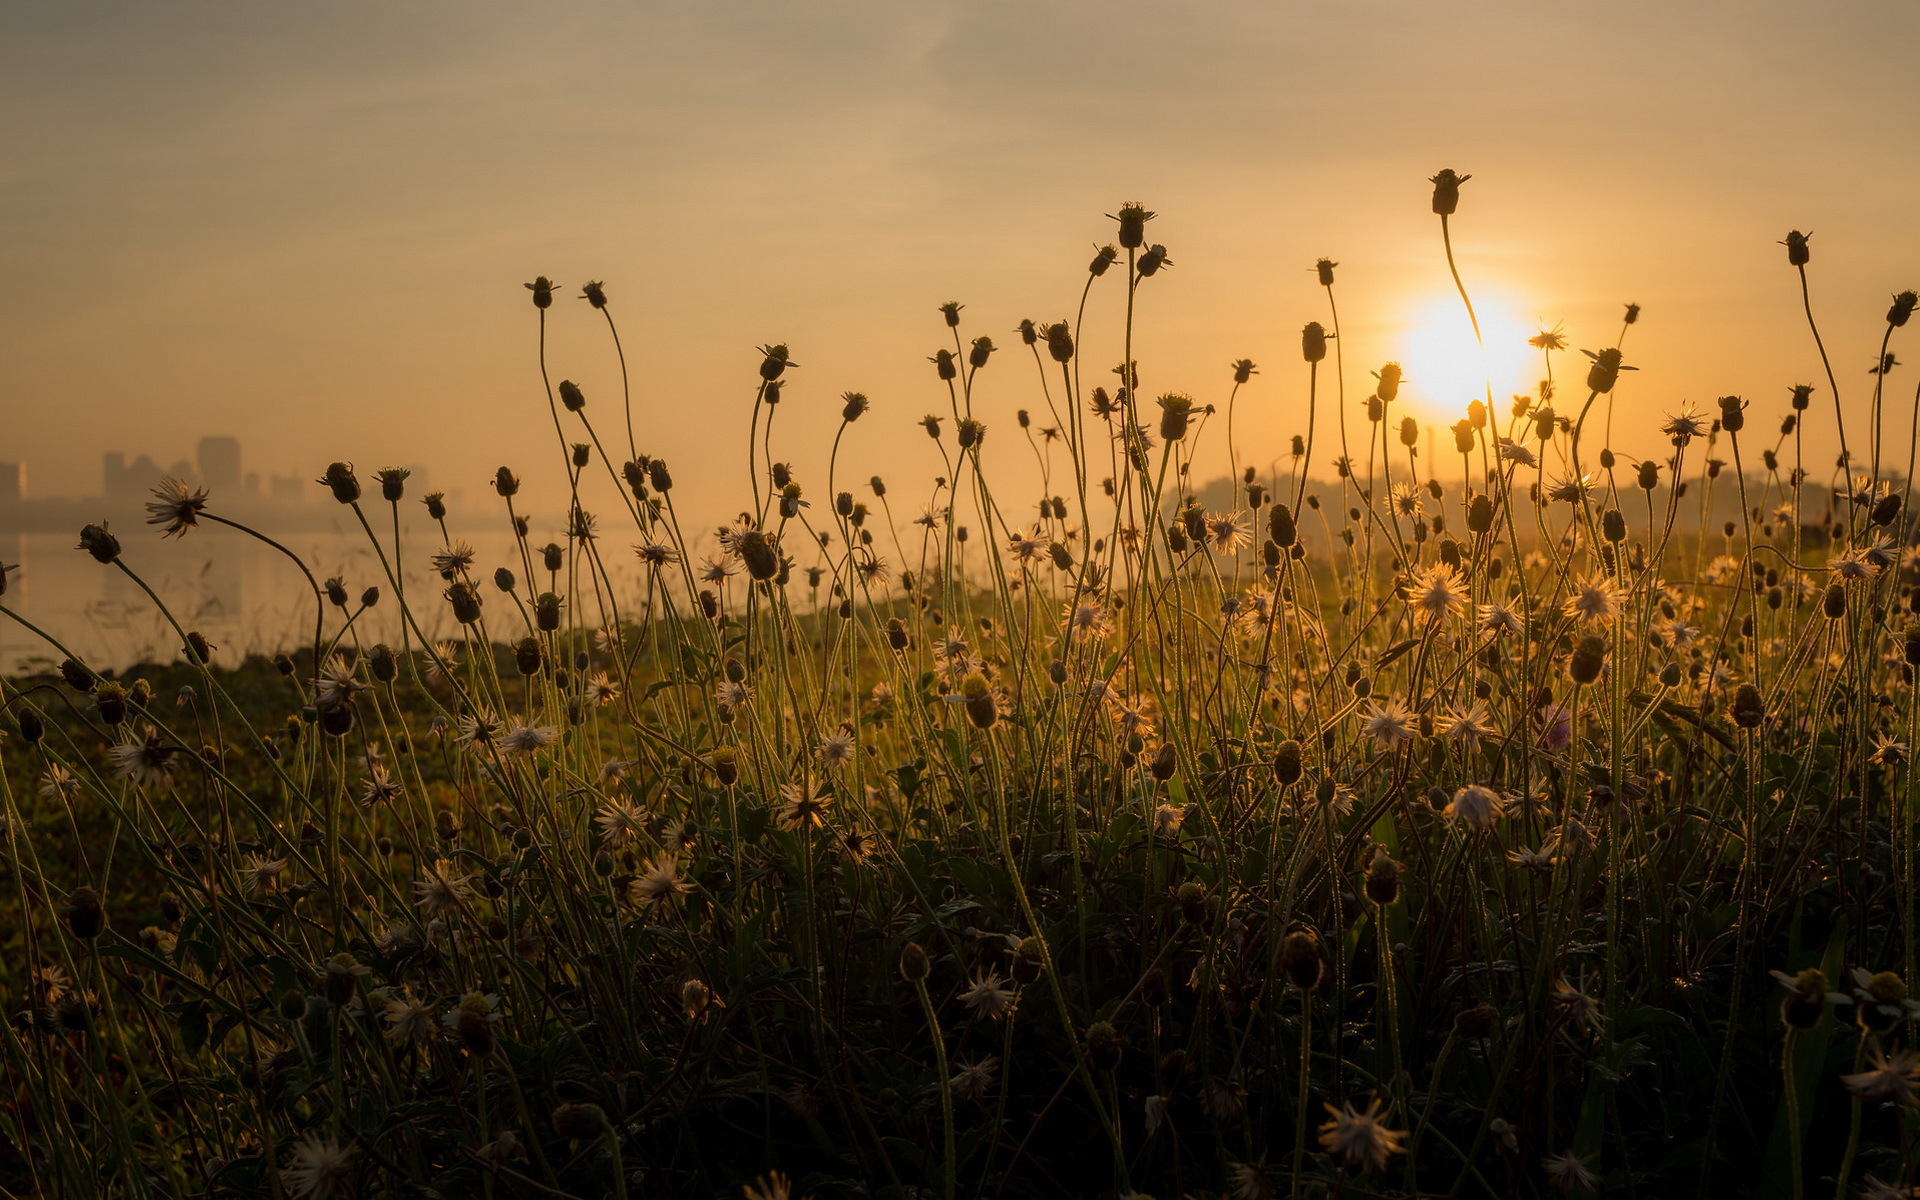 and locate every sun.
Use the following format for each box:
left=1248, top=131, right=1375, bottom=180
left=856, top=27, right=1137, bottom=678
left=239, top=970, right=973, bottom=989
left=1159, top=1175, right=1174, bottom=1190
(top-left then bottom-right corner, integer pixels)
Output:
left=1393, top=292, right=1543, bottom=426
